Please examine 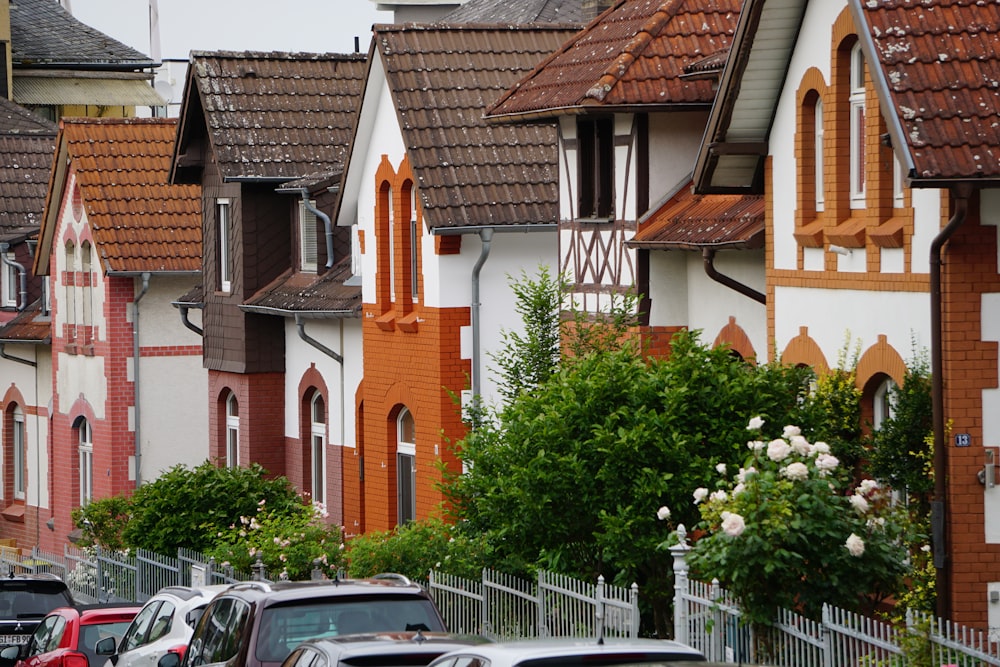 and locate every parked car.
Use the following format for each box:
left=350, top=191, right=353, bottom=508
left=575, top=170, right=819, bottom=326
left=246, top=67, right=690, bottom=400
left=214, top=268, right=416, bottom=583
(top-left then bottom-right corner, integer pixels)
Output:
left=160, top=574, right=447, bottom=667
left=96, top=586, right=228, bottom=667
left=0, top=605, right=139, bottom=667
left=279, top=633, right=488, bottom=667
left=425, top=638, right=707, bottom=667
left=0, top=573, right=76, bottom=657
